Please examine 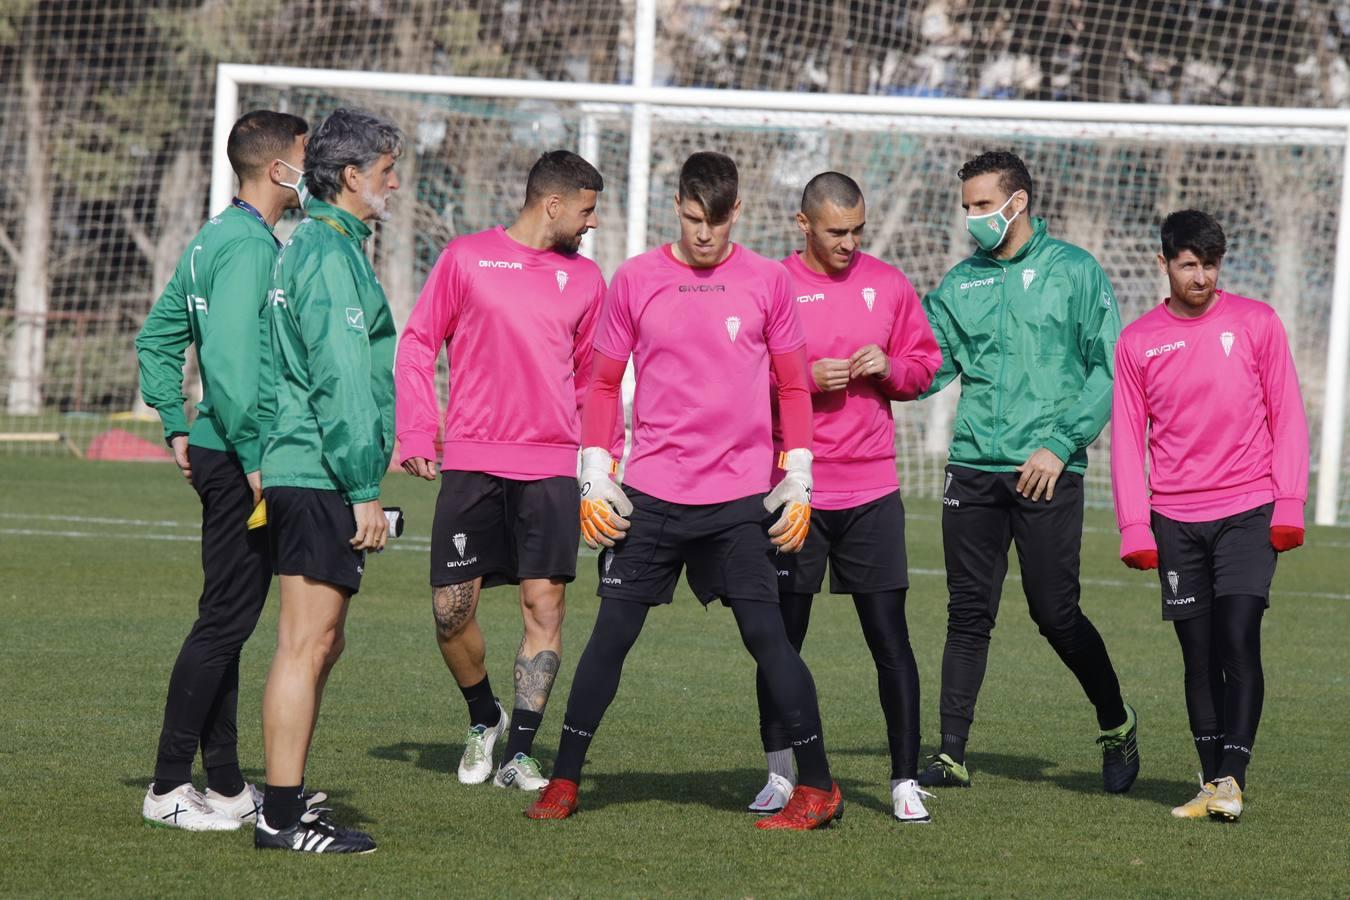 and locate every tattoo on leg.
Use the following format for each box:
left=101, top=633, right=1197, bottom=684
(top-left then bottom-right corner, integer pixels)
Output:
left=513, top=642, right=561, bottom=713
left=432, top=584, right=475, bottom=638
